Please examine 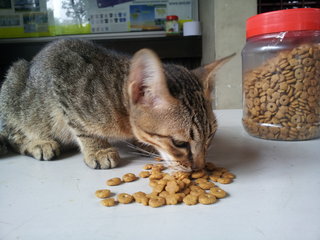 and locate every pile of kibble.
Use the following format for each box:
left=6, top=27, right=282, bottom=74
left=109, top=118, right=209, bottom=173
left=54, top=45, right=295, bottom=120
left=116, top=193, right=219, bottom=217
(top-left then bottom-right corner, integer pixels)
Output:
left=95, top=161, right=235, bottom=208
